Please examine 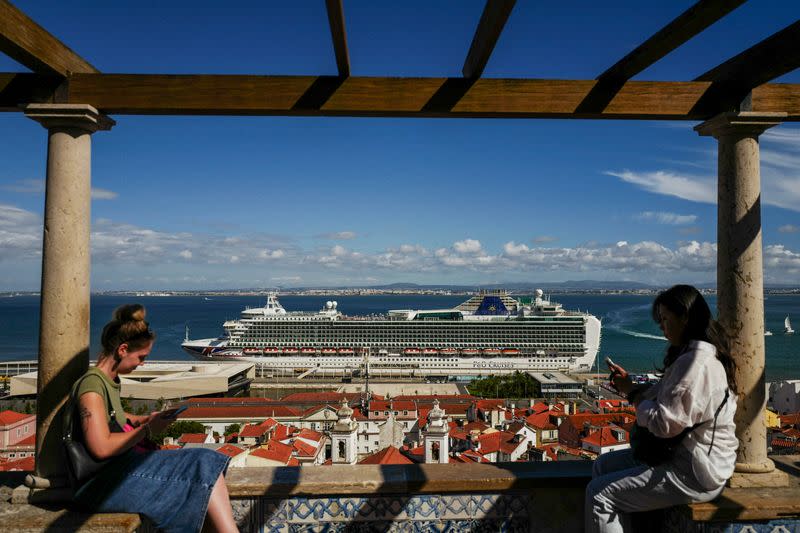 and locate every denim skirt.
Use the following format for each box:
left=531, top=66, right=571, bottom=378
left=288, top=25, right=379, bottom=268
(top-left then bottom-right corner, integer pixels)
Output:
left=74, top=448, right=230, bottom=533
